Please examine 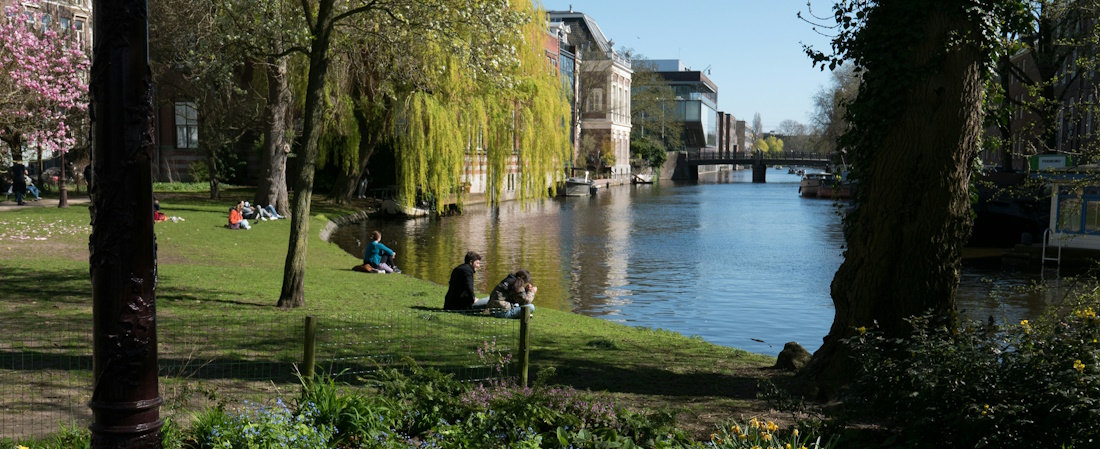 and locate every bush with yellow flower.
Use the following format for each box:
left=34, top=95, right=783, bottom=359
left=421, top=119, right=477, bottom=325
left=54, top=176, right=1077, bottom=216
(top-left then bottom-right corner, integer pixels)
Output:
left=707, top=417, right=837, bottom=449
